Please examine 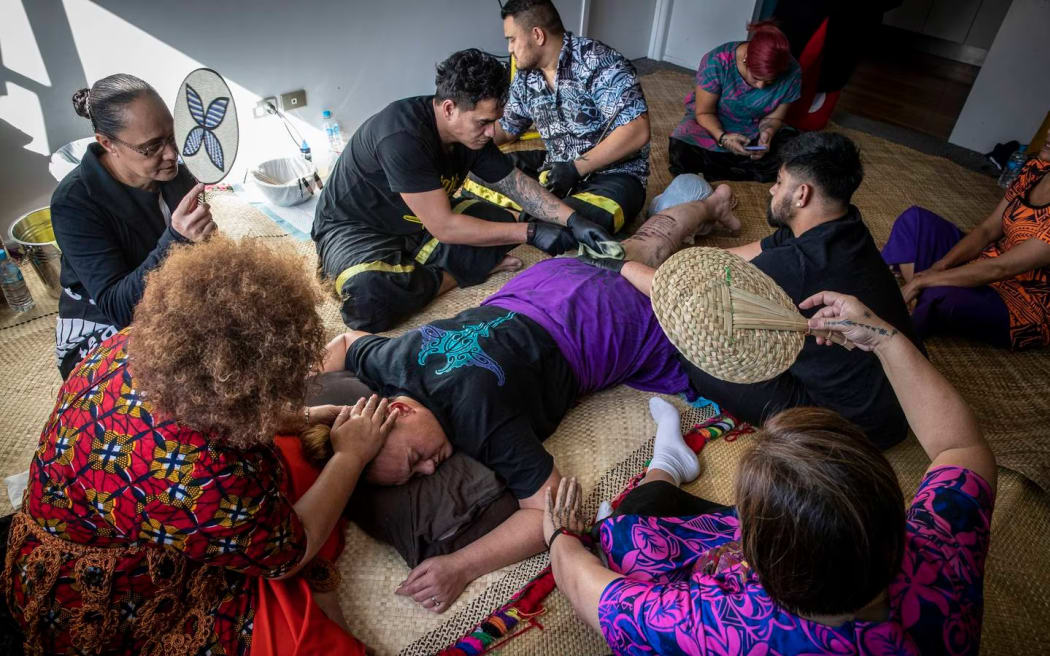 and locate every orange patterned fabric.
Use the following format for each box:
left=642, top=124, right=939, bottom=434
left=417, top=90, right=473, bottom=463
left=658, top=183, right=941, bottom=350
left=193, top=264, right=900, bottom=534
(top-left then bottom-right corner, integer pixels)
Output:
left=981, top=158, right=1050, bottom=349
left=3, top=330, right=308, bottom=655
